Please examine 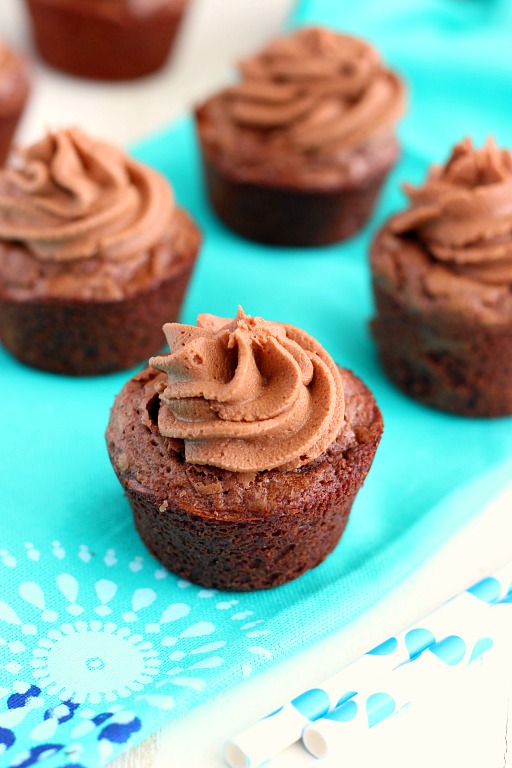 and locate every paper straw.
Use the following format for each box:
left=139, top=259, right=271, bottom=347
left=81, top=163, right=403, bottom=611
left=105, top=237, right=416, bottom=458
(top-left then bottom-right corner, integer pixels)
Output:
left=223, top=561, right=512, bottom=768
left=302, top=629, right=495, bottom=759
